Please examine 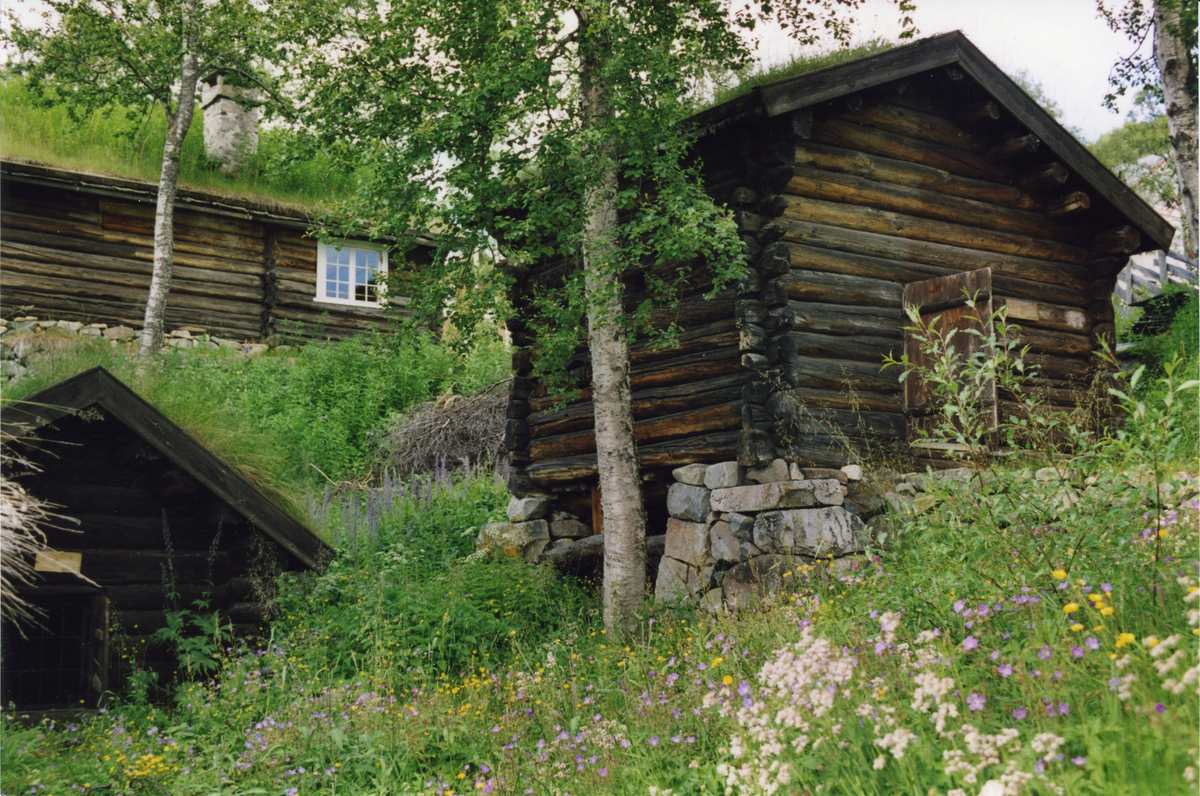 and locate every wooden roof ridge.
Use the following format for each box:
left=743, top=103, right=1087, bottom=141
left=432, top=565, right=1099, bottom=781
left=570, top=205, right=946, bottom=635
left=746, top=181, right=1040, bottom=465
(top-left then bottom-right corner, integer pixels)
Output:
left=683, top=30, right=1175, bottom=254
left=1, top=366, right=333, bottom=570
left=0, top=158, right=443, bottom=248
